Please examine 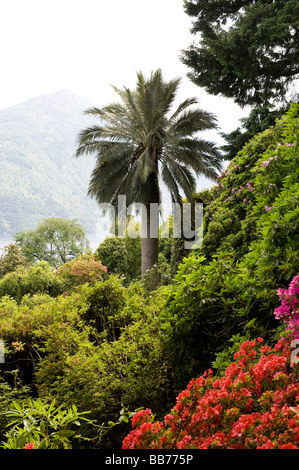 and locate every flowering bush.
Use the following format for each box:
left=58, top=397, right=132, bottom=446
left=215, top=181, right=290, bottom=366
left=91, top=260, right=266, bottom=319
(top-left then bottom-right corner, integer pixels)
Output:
left=274, top=275, right=299, bottom=339
left=200, top=103, right=298, bottom=267
left=122, top=337, right=299, bottom=449
left=163, top=104, right=299, bottom=386
left=55, top=253, right=107, bottom=292
left=25, top=442, right=34, bottom=449
left=124, top=276, right=299, bottom=449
